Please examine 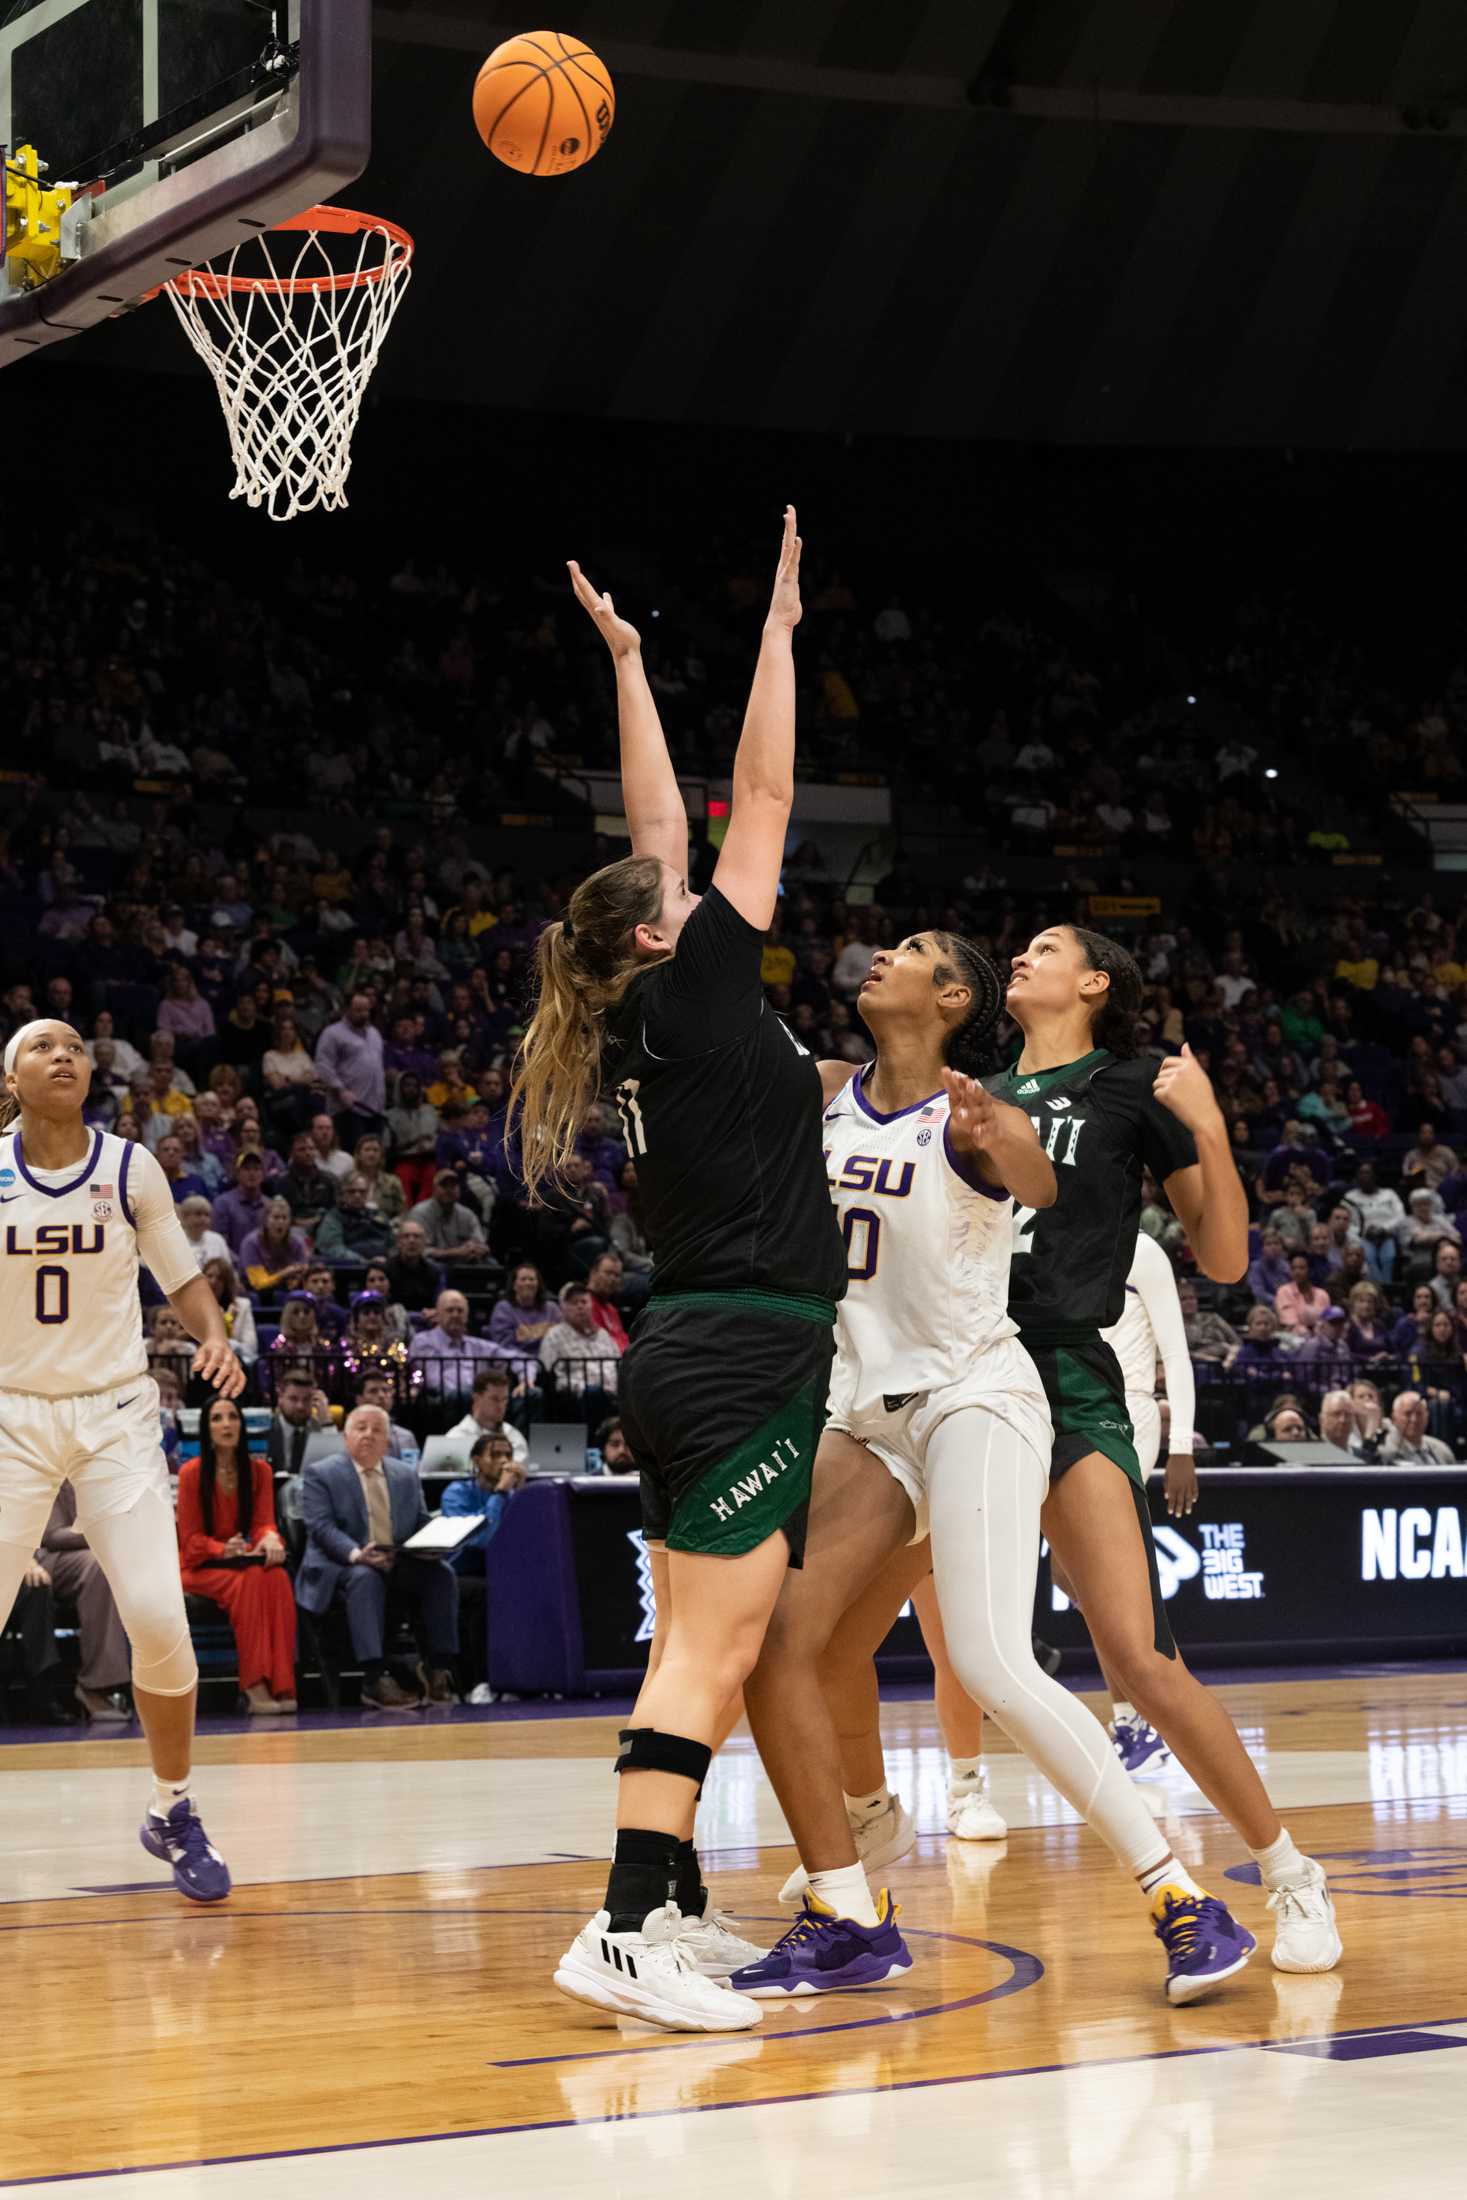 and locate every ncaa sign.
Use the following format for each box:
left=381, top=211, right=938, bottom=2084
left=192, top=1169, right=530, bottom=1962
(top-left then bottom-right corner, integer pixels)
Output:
left=1361, top=1506, right=1466, bottom=1582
